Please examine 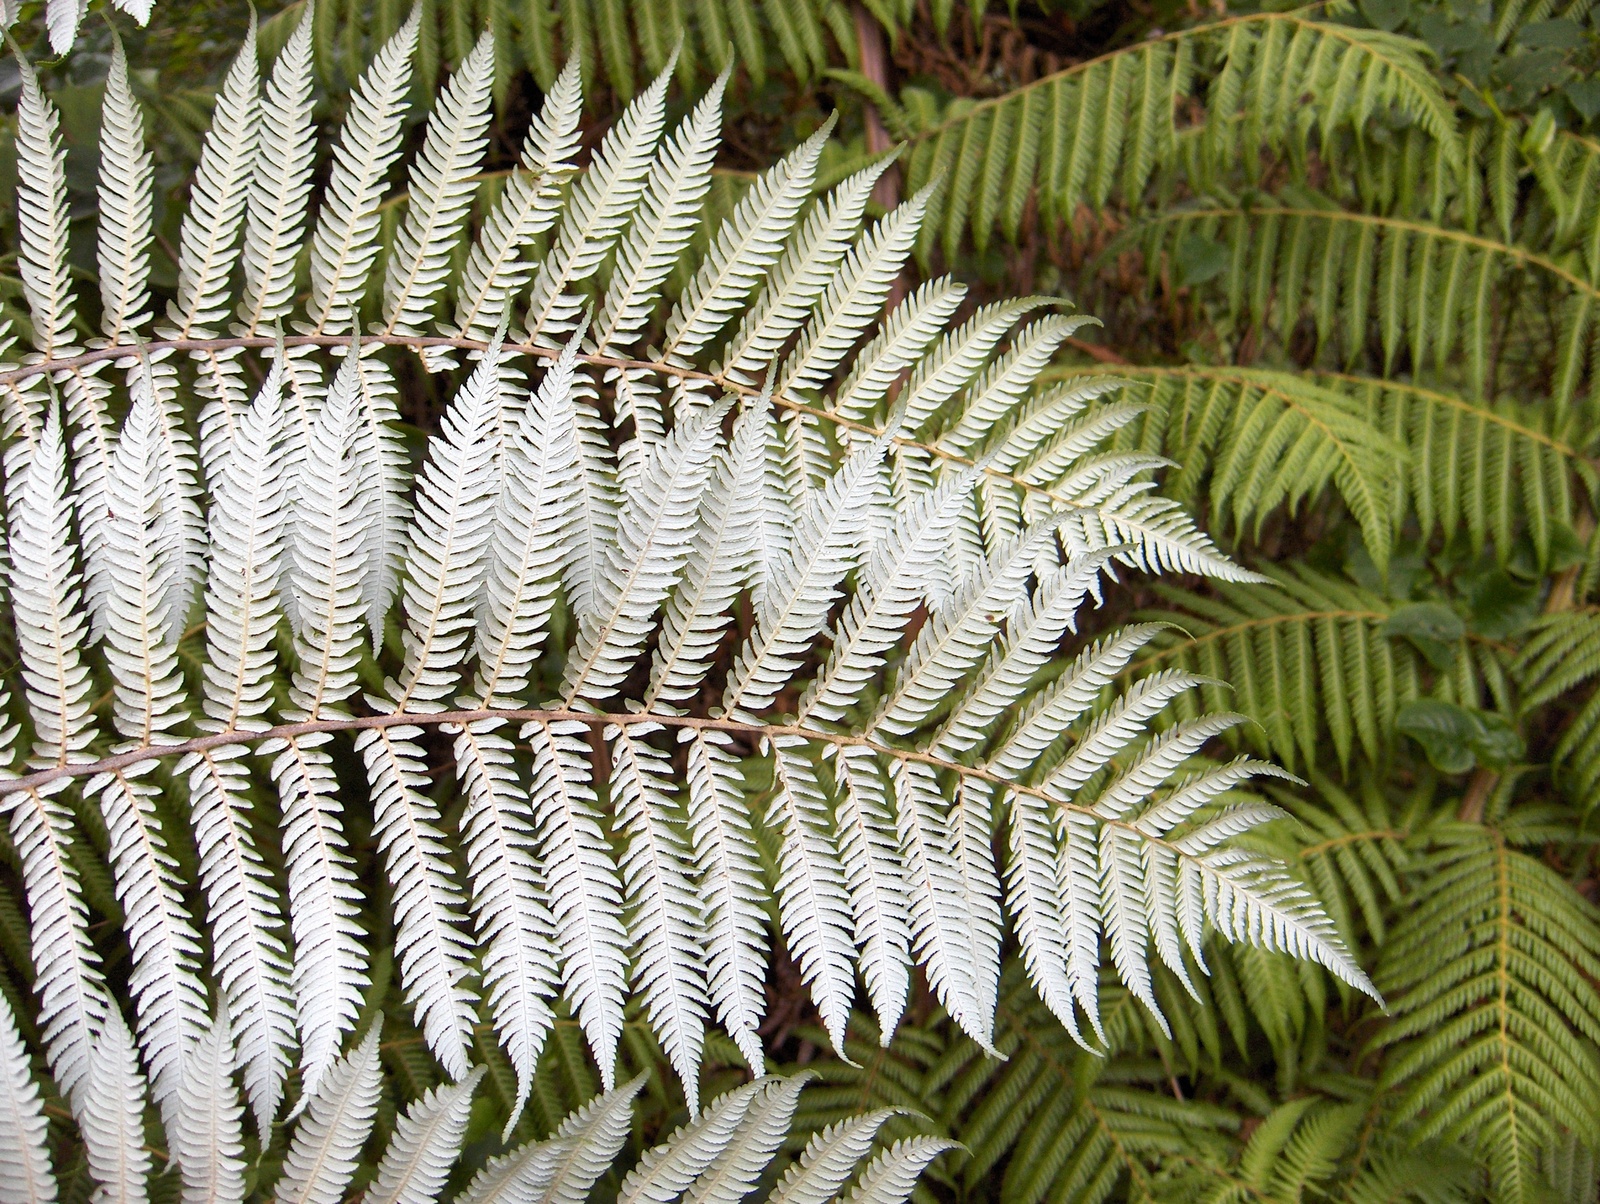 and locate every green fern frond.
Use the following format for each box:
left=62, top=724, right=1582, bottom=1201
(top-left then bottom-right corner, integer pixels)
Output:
left=1119, top=203, right=1600, bottom=413
left=898, top=13, right=1455, bottom=256
left=1374, top=825, right=1600, bottom=1202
